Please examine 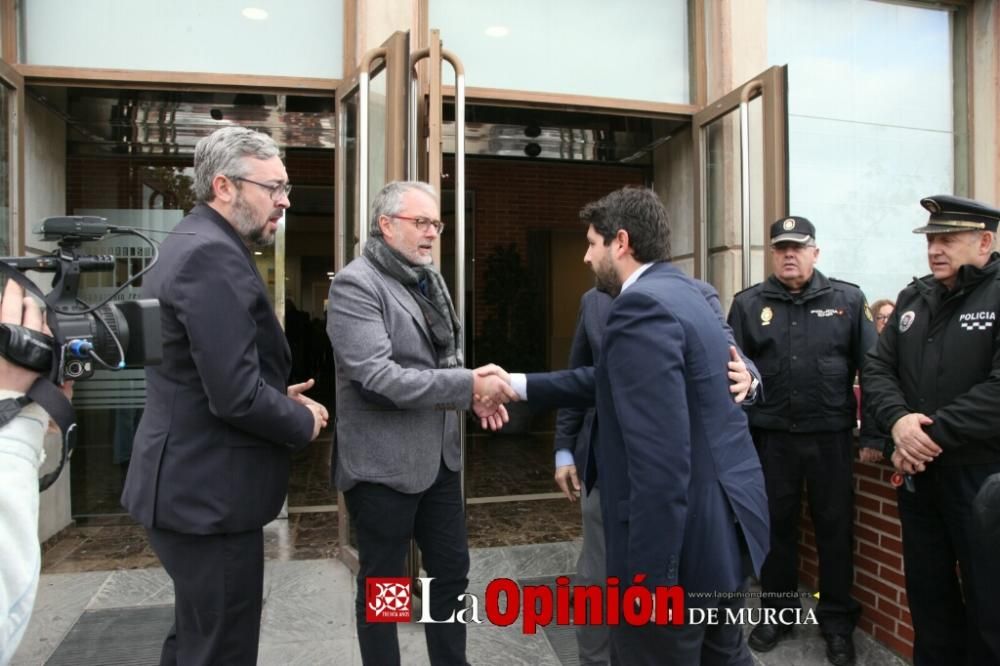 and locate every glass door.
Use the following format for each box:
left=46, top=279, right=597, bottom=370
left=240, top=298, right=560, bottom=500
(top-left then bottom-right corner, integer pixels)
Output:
left=333, top=29, right=467, bottom=574
left=693, top=66, right=788, bottom=309
left=0, top=54, right=22, bottom=255
left=335, top=32, right=410, bottom=274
